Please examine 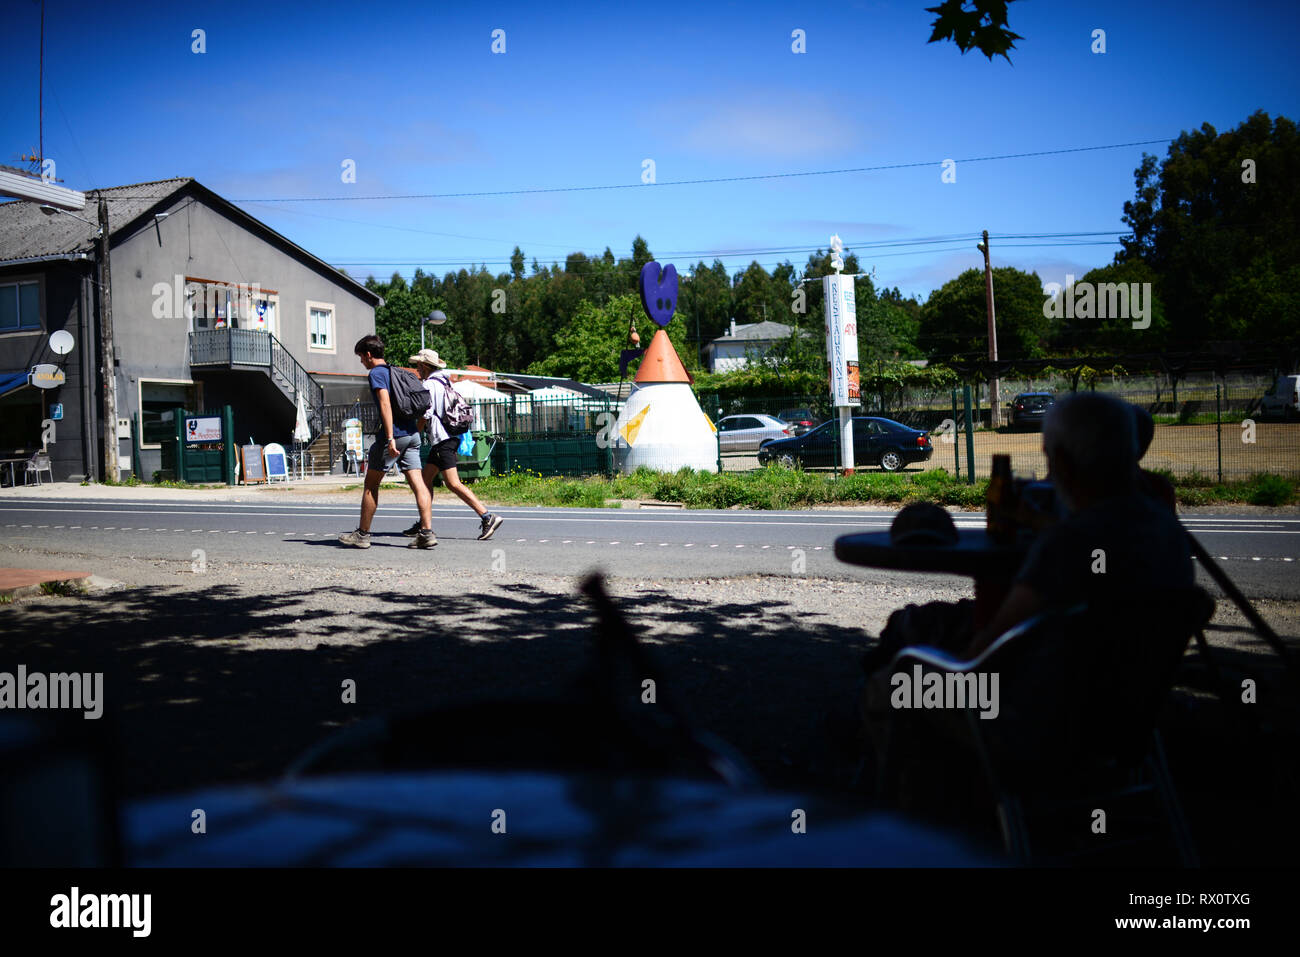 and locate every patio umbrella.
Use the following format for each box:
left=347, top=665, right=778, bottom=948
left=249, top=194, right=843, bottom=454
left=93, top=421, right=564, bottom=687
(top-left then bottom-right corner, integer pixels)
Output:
left=293, top=392, right=311, bottom=478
